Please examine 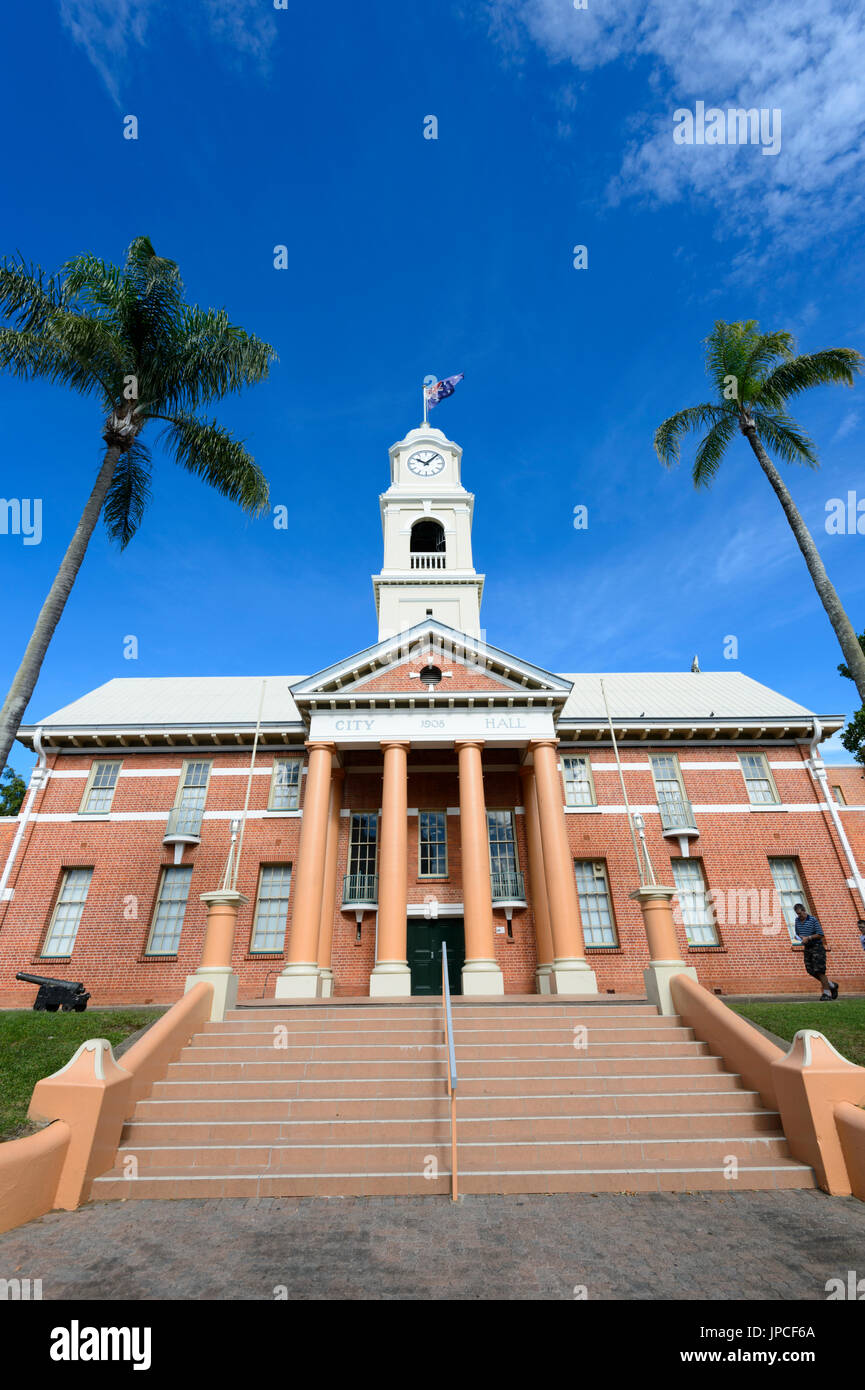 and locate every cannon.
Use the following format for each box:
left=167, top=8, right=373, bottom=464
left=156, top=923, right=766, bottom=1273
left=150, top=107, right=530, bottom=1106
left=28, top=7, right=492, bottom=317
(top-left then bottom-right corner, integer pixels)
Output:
left=15, top=972, right=90, bottom=1013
